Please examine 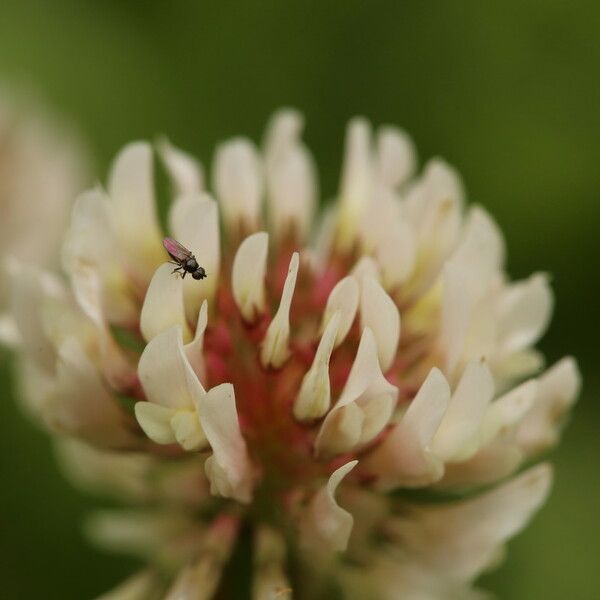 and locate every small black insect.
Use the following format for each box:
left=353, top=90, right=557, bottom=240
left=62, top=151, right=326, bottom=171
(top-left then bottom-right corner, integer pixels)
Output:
left=163, top=237, right=207, bottom=280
